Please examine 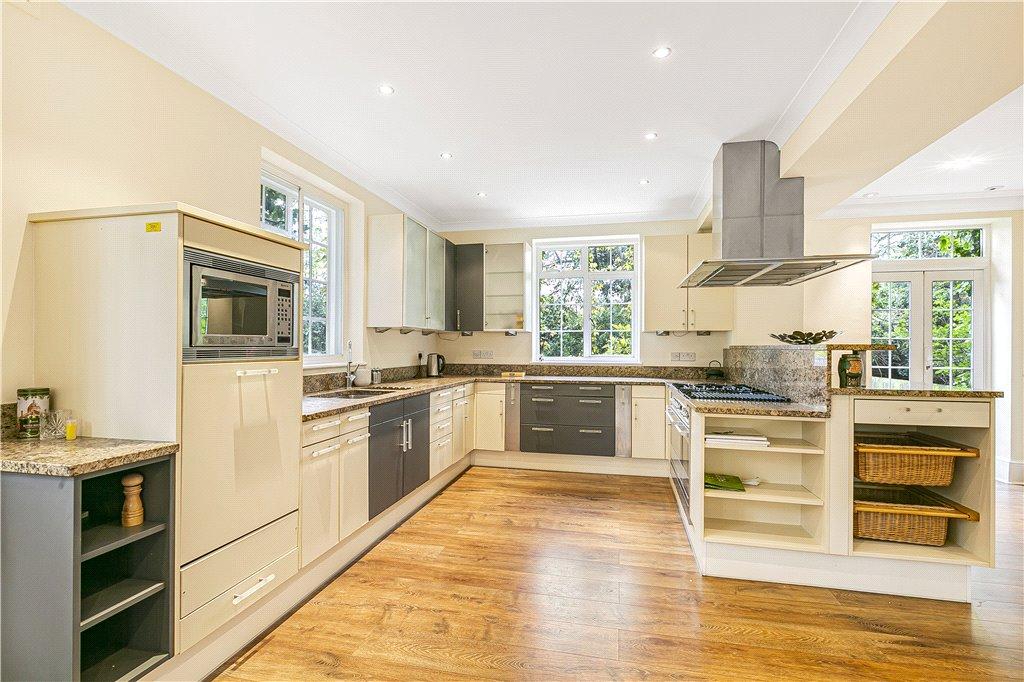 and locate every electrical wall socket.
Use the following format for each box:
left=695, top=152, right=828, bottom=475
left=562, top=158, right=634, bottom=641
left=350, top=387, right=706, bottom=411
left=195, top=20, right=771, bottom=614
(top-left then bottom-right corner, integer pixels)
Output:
left=671, top=351, right=697, bottom=362
left=472, top=350, right=482, bottom=359
left=472, top=349, right=494, bottom=360
left=482, top=350, right=494, bottom=359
